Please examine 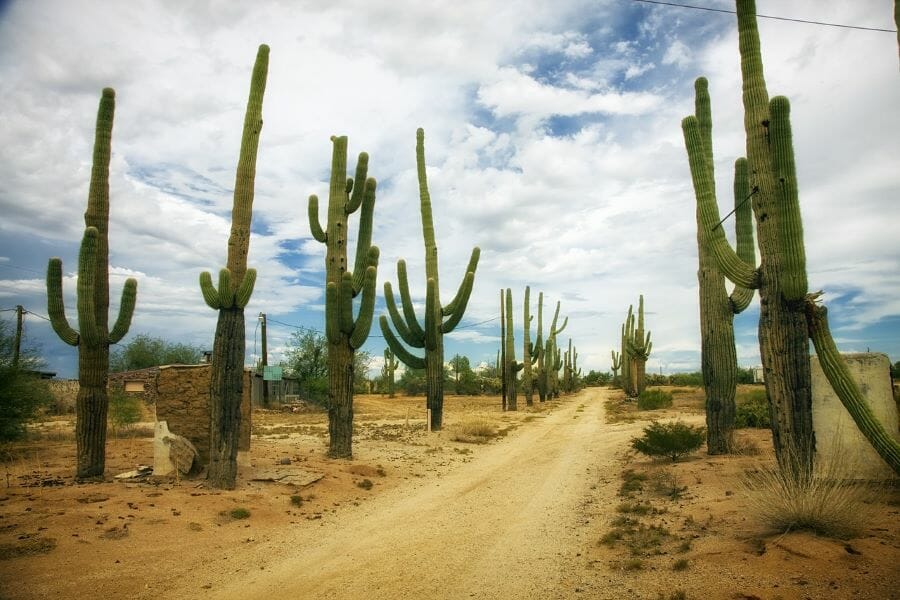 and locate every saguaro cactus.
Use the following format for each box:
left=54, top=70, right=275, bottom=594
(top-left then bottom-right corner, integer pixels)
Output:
left=535, top=292, right=547, bottom=402
left=308, top=136, right=379, bottom=458
left=521, top=286, right=541, bottom=406
left=682, top=0, right=899, bottom=475
left=685, top=77, right=756, bottom=455
left=382, top=348, right=399, bottom=398
left=380, top=128, right=479, bottom=430
left=543, top=300, right=567, bottom=400
left=46, top=88, right=137, bottom=479
left=623, top=297, right=652, bottom=396
left=611, top=350, right=622, bottom=386
left=504, top=288, right=524, bottom=411
left=620, top=319, right=633, bottom=396
left=198, top=45, right=268, bottom=489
